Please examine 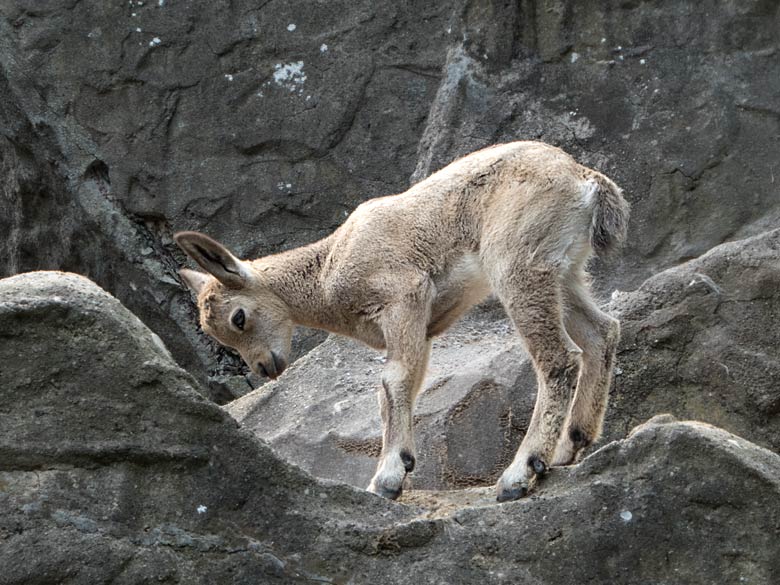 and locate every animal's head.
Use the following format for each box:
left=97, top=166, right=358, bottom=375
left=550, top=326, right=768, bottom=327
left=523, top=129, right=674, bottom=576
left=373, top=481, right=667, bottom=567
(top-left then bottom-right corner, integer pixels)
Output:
left=174, top=231, right=292, bottom=379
